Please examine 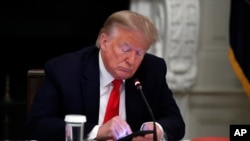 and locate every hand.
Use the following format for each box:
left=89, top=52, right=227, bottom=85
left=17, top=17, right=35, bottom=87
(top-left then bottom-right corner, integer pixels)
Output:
left=132, top=122, right=163, bottom=141
left=96, top=116, right=132, bottom=140
left=132, top=135, right=155, bottom=141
